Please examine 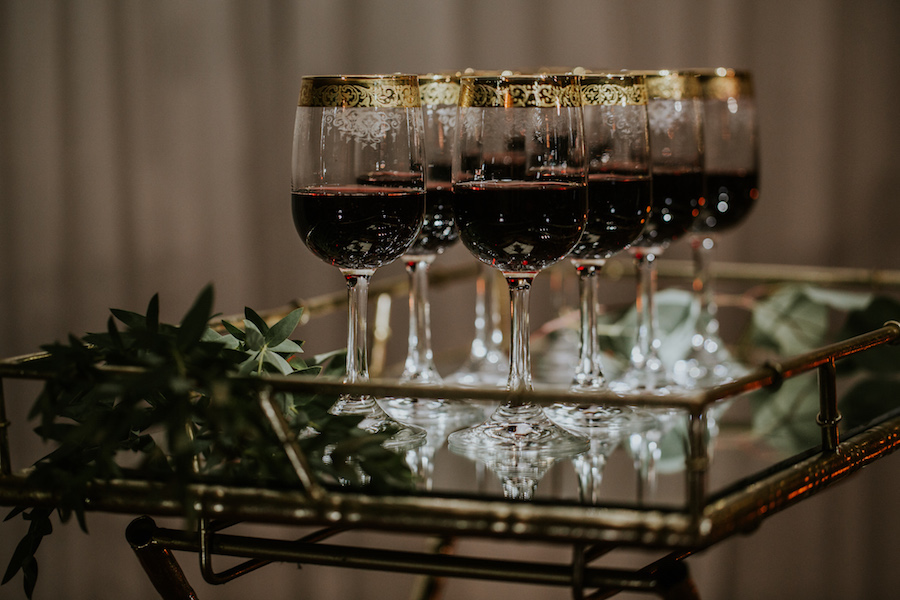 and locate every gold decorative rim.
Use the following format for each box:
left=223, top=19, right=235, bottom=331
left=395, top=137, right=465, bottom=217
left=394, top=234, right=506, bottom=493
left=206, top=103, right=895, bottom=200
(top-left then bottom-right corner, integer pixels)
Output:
left=298, top=75, right=420, bottom=108
left=581, top=73, right=647, bottom=106
left=418, top=72, right=462, bottom=106
left=692, top=68, right=754, bottom=99
left=458, top=75, right=582, bottom=108
left=630, top=70, right=703, bottom=100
